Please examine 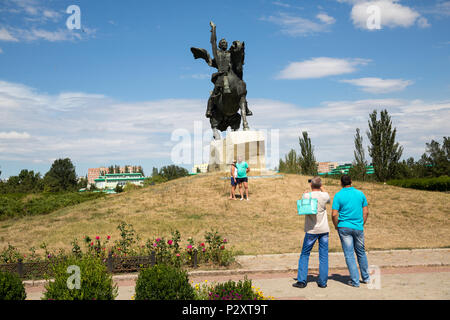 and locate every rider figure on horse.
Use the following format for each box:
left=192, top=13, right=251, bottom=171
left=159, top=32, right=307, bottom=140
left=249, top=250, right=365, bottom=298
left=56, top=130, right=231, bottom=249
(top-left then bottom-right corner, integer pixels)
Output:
left=206, top=21, right=252, bottom=118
